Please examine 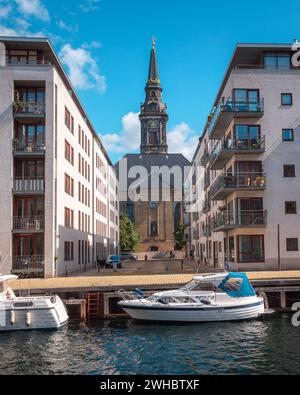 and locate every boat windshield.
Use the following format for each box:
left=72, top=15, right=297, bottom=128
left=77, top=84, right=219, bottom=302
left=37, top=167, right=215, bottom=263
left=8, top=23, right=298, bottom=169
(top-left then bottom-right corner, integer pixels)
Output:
left=181, top=280, right=219, bottom=292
